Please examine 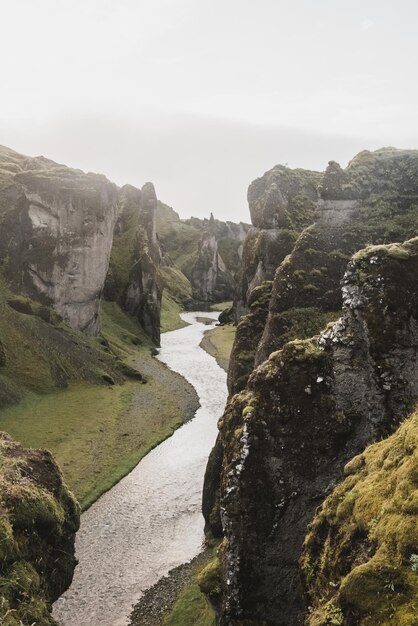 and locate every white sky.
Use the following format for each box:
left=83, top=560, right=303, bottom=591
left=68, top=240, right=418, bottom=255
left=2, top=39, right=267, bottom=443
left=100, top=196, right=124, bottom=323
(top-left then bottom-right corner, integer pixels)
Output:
left=1, top=0, right=417, bottom=221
